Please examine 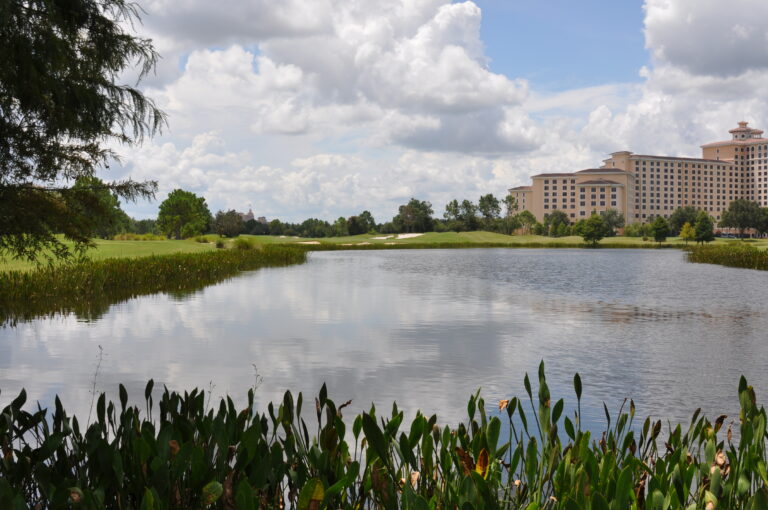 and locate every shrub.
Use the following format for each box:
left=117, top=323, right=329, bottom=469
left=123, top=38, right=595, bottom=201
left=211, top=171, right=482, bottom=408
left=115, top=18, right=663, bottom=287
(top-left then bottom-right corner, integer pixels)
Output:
left=215, top=239, right=225, bottom=249
left=233, top=237, right=254, bottom=250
